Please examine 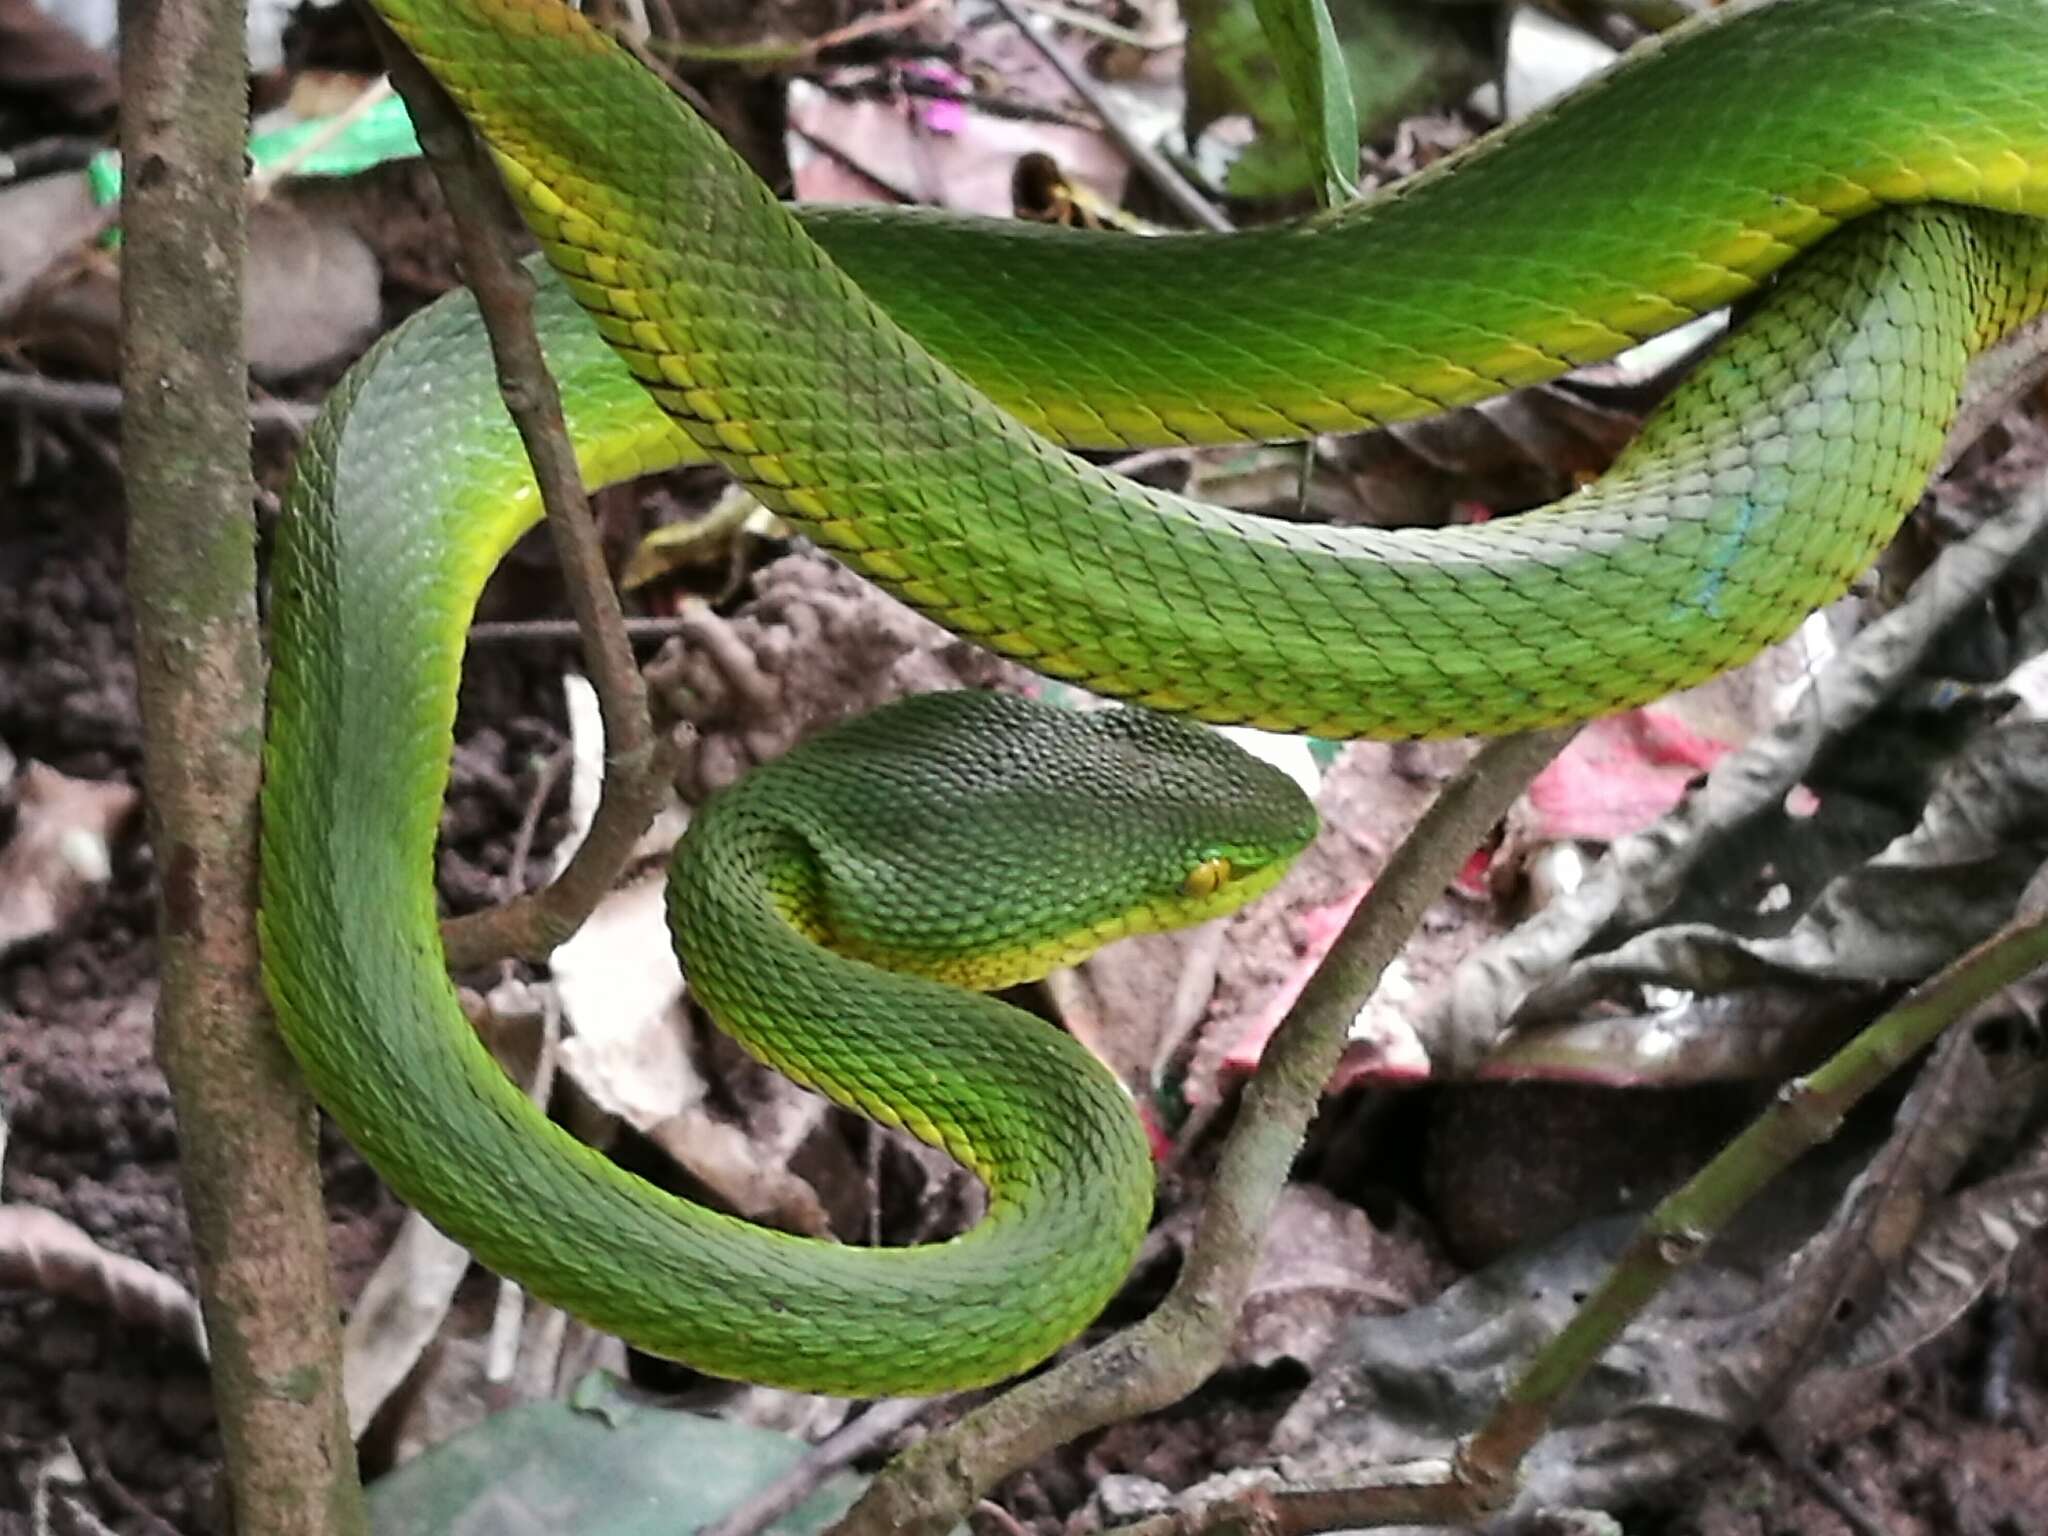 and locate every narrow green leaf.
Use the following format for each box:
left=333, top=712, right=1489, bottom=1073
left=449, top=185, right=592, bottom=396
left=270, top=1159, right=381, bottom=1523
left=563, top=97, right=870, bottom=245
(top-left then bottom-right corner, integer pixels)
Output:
left=1250, top=0, right=1360, bottom=204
